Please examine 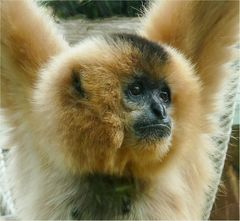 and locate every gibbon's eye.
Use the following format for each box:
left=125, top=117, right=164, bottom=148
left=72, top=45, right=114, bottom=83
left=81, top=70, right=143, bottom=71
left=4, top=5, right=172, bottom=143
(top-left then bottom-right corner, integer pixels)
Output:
left=128, top=83, right=144, bottom=96
left=159, top=92, right=169, bottom=103
left=72, top=71, right=85, bottom=98
left=159, top=85, right=171, bottom=104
